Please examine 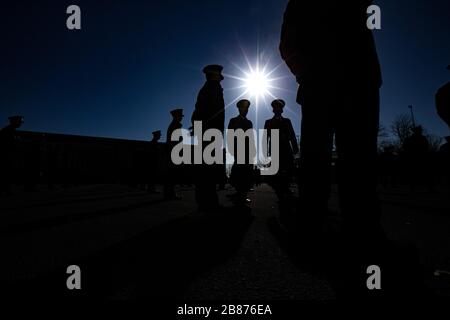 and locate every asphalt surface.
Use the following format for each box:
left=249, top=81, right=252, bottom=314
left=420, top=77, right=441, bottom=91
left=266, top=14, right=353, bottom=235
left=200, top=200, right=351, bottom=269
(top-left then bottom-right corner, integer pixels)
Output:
left=1, top=183, right=449, bottom=300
